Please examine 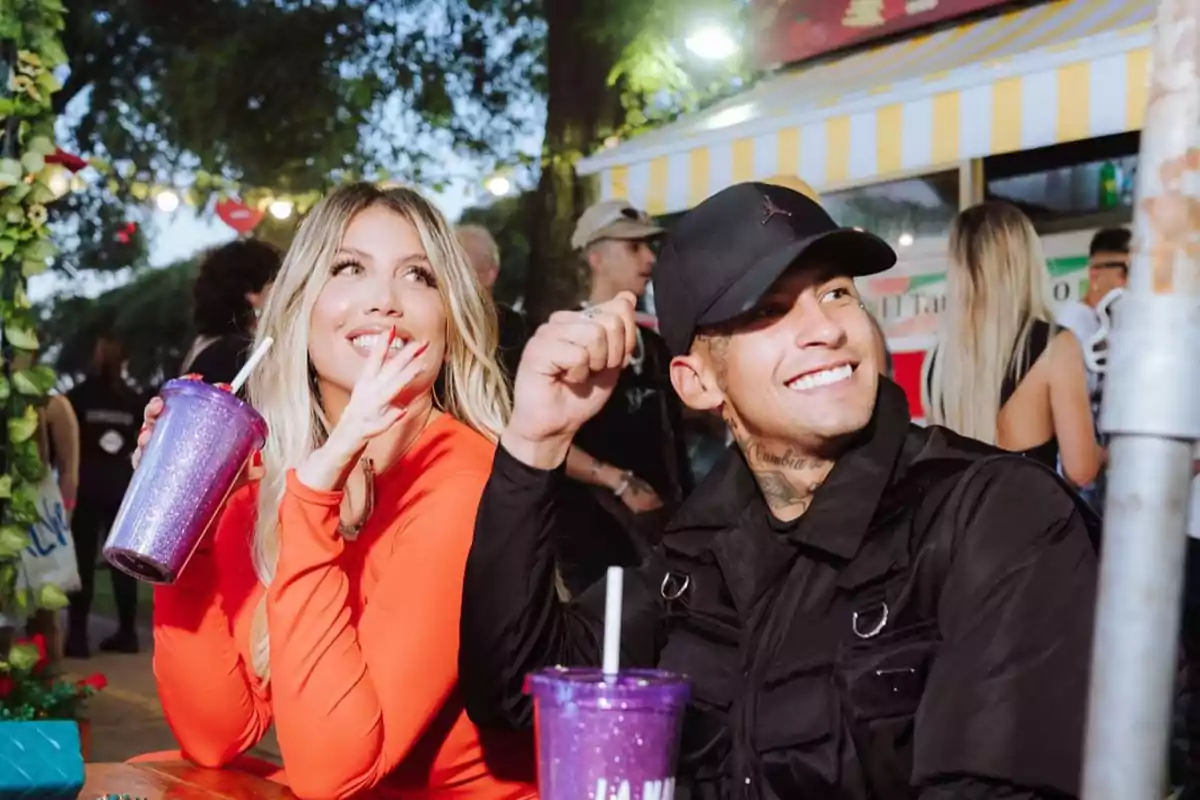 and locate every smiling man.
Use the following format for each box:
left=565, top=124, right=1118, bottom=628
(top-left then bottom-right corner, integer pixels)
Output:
left=460, top=183, right=1099, bottom=799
